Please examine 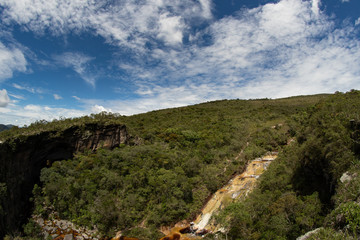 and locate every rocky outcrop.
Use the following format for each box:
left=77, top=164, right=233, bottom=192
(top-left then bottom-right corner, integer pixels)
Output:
left=33, top=213, right=101, bottom=240
left=0, top=123, right=128, bottom=238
